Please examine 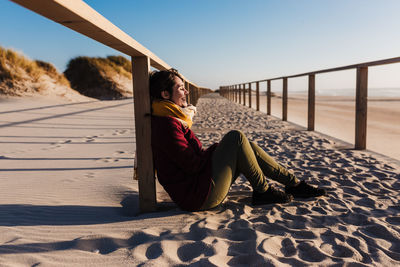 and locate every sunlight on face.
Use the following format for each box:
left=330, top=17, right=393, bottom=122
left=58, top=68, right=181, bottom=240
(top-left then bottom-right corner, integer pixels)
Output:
left=170, top=76, right=188, bottom=107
